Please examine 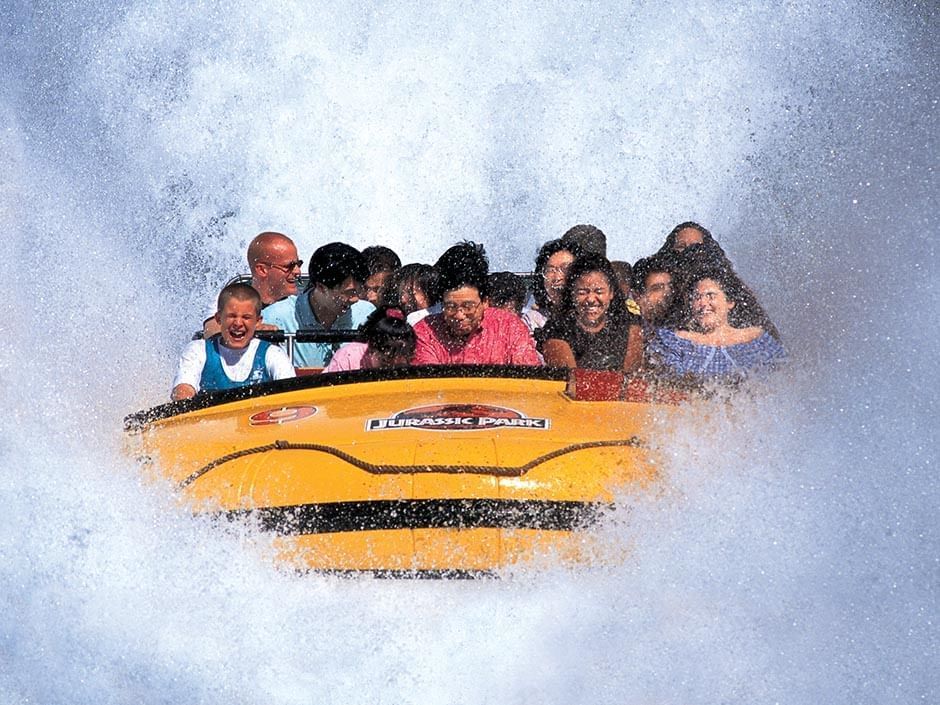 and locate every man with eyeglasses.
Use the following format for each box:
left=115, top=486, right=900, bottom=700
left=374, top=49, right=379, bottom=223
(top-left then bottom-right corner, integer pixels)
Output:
left=264, top=242, right=375, bottom=368
left=203, top=231, right=302, bottom=336
left=413, top=242, right=540, bottom=366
